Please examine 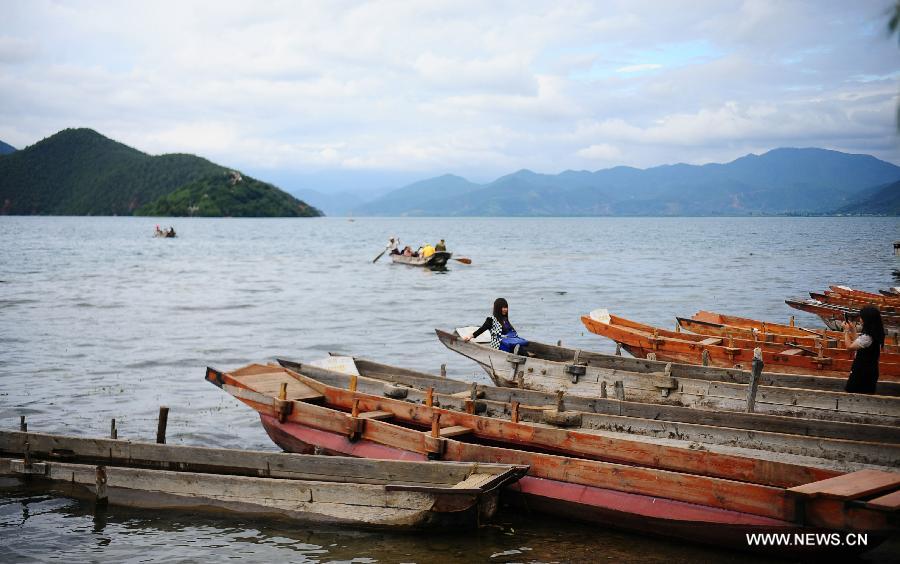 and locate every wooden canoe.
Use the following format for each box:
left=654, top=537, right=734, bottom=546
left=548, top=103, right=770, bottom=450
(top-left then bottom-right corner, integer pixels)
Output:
left=0, top=429, right=526, bottom=530
left=829, top=285, right=900, bottom=305
left=437, top=328, right=900, bottom=424
left=277, top=356, right=900, bottom=468
left=582, top=312, right=900, bottom=381
left=676, top=316, right=900, bottom=356
left=205, top=362, right=900, bottom=549
left=786, top=298, right=900, bottom=333
left=812, top=291, right=900, bottom=314
left=609, top=311, right=900, bottom=365
left=390, top=251, right=452, bottom=268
